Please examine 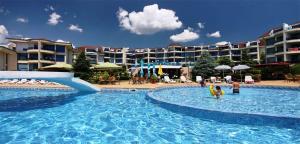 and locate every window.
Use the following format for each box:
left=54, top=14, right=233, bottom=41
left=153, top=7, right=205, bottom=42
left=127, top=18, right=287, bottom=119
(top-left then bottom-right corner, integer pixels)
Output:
left=17, top=53, right=28, bottom=60
left=56, top=45, right=65, bottom=53
left=43, top=44, right=55, bottom=51
left=17, top=64, right=28, bottom=71
left=56, top=55, right=65, bottom=62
